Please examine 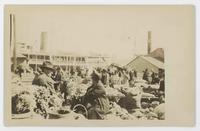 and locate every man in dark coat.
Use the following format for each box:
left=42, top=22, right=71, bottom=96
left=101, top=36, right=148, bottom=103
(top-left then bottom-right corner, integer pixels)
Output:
left=101, top=69, right=109, bottom=86
left=151, top=73, right=160, bottom=84
left=32, top=61, right=56, bottom=94
left=84, top=71, right=110, bottom=119
left=143, top=68, right=148, bottom=81
left=159, top=75, right=165, bottom=93
left=52, top=66, right=64, bottom=91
